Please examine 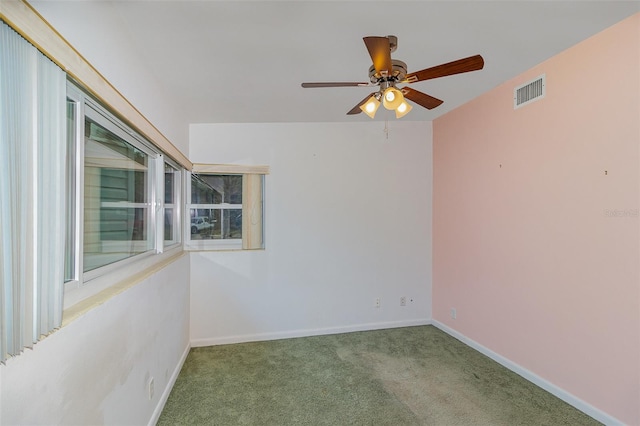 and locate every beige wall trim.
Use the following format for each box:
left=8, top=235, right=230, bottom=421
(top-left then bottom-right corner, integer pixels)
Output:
left=242, top=174, right=264, bottom=250
left=193, top=163, right=271, bottom=175
left=0, top=0, right=192, bottom=170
